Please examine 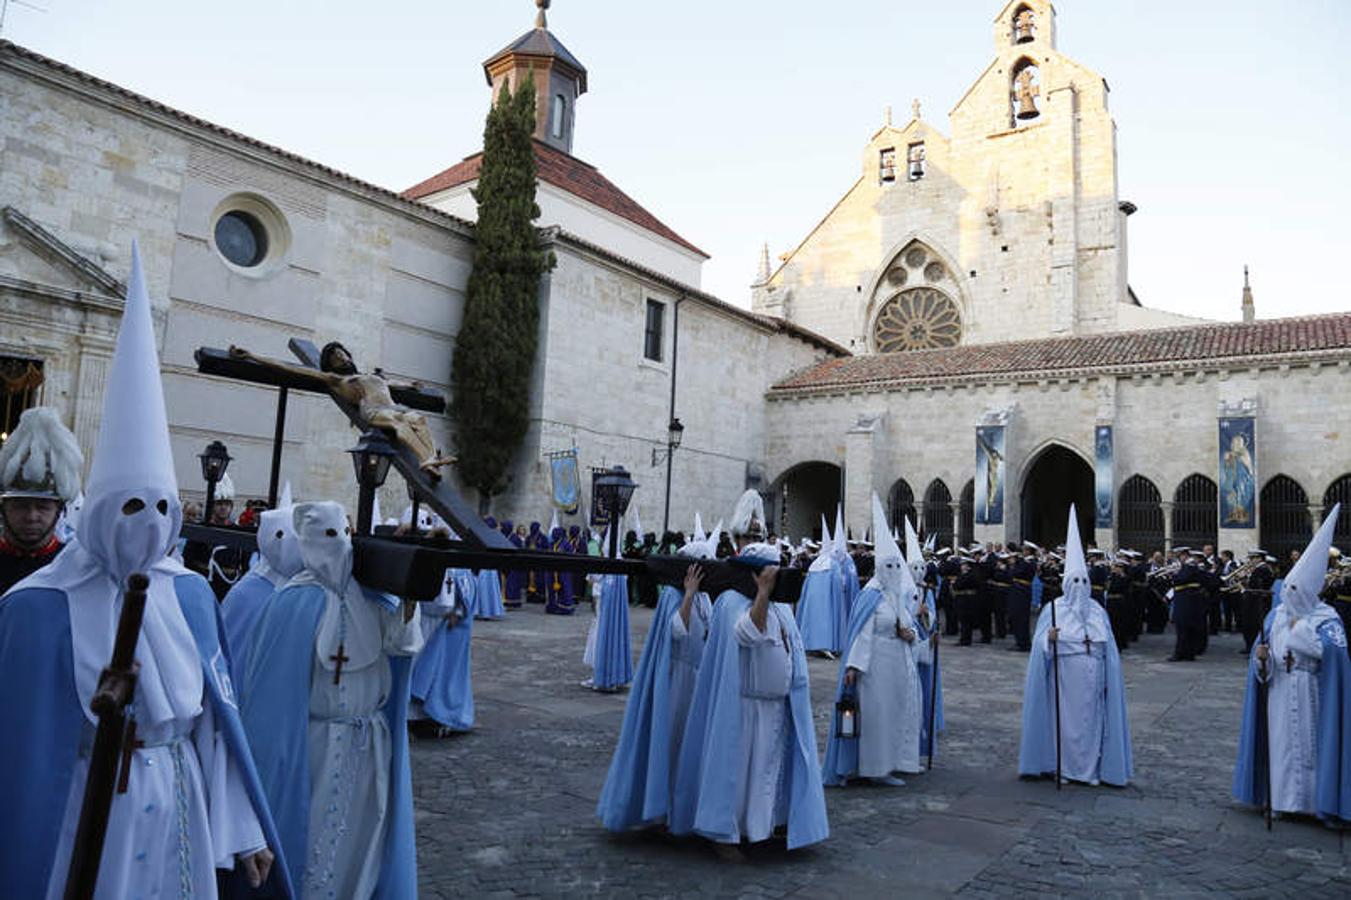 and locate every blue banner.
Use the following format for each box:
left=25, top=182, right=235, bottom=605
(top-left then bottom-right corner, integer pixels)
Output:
left=549, top=451, right=581, bottom=514
left=1219, top=417, right=1256, bottom=528
left=1094, top=426, right=1113, bottom=528
left=975, top=425, right=1005, bottom=525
